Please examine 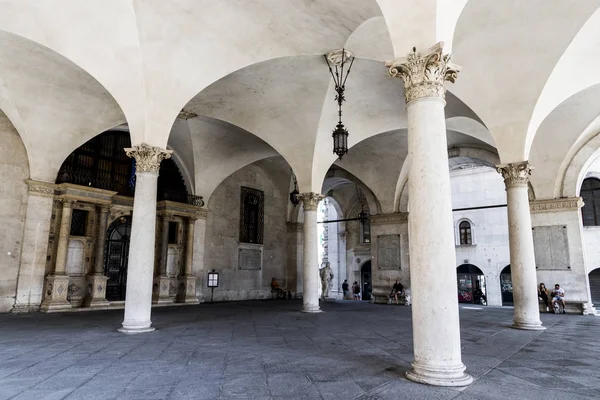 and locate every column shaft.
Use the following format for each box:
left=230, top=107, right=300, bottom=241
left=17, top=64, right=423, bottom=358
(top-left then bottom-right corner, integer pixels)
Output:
left=300, top=193, right=323, bottom=313
left=185, top=218, right=195, bottom=276
left=54, top=200, right=74, bottom=275
left=498, top=162, right=544, bottom=330
left=386, top=42, right=471, bottom=386
left=119, top=143, right=171, bottom=334
left=160, top=215, right=170, bottom=277
left=93, top=205, right=110, bottom=274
